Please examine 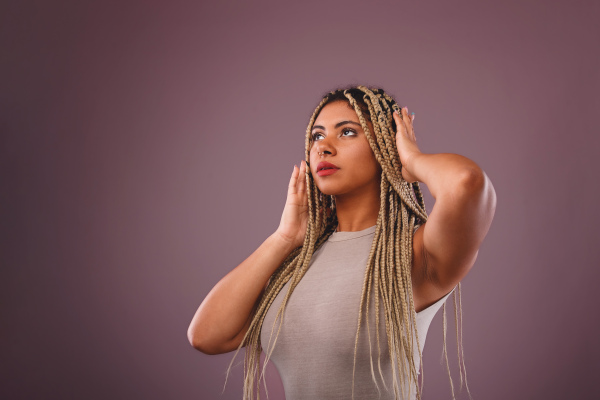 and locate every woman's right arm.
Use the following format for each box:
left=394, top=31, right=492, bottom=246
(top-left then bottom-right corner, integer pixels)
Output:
left=187, top=160, right=309, bottom=355
left=187, top=232, right=296, bottom=355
